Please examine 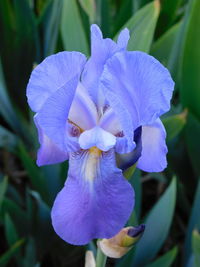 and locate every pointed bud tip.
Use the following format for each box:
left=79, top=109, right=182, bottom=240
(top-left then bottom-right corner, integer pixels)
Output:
left=127, top=224, right=145, bottom=238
